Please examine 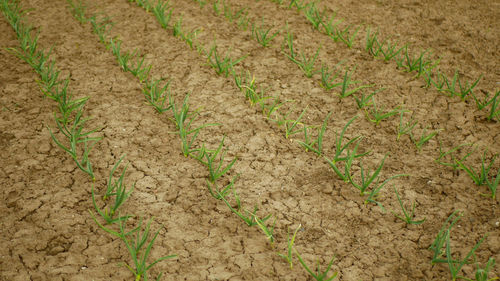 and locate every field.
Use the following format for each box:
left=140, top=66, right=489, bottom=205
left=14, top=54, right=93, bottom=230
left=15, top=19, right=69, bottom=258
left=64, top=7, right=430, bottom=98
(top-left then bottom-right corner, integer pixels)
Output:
left=0, top=0, right=499, bottom=280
